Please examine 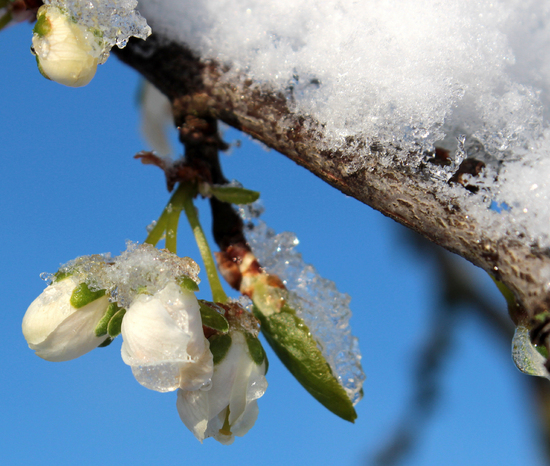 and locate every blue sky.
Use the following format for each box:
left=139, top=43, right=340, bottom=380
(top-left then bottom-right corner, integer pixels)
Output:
left=1, top=22, right=545, bottom=466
